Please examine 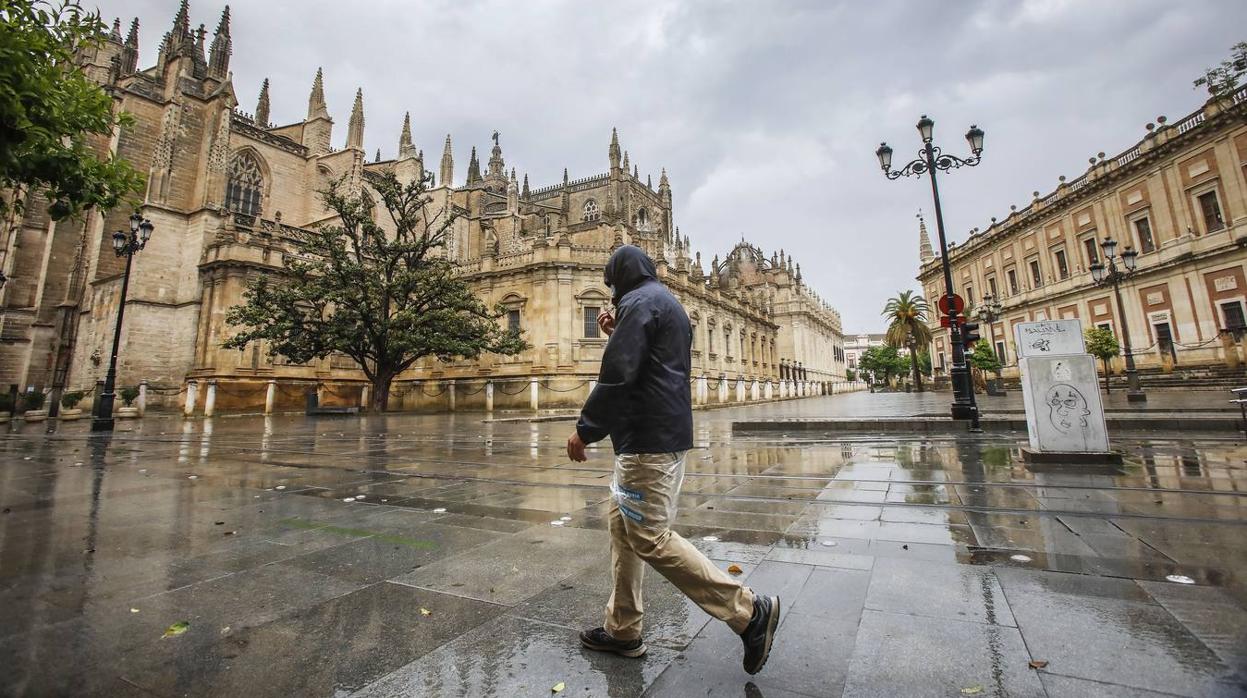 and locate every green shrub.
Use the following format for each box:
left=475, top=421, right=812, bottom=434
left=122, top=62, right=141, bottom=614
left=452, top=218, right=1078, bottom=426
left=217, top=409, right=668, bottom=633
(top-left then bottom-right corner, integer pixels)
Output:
left=119, top=385, right=140, bottom=406
left=23, top=391, right=46, bottom=410
left=60, top=390, right=85, bottom=409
